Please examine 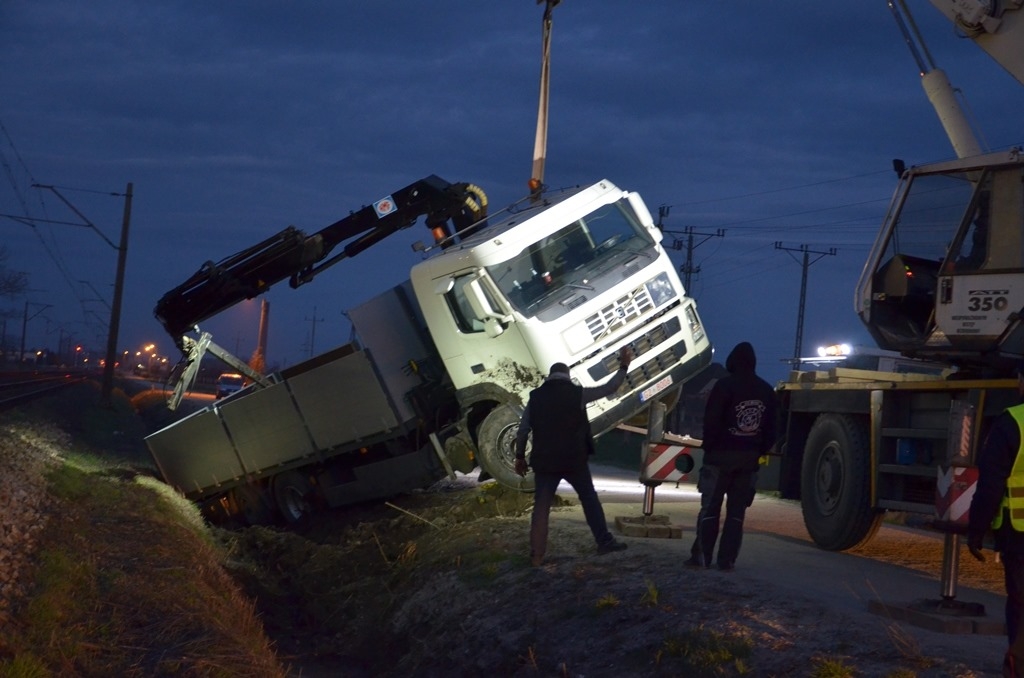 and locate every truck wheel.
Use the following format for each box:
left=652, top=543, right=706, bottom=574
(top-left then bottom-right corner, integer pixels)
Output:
left=478, top=405, right=535, bottom=492
left=274, top=471, right=315, bottom=524
left=800, top=414, right=882, bottom=551
left=232, top=484, right=275, bottom=526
